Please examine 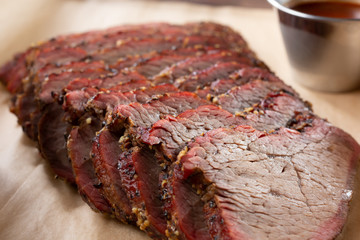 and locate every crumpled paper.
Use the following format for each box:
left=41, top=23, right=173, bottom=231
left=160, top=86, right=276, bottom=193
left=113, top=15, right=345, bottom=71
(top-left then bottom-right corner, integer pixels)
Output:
left=0, top=0, right=359, bottom=239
